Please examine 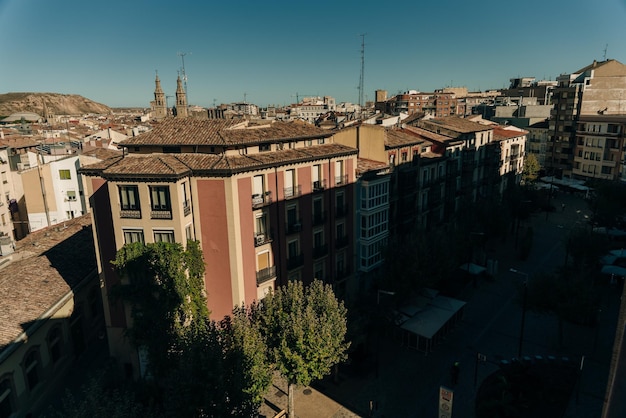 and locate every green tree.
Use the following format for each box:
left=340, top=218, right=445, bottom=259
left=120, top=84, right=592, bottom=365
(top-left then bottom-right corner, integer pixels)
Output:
left=523, top=271, right=600, bottom=346
left=522, top=153, right=540, bottom=184
left=587, top=179, right=626, bottom=228
left=111, top=241, right=209, bottom=379
left=256, top=280, right=350, bottom=418
left=46, top=366, right=156, bottom=418
left=163, top=306, right=272, bottom=417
